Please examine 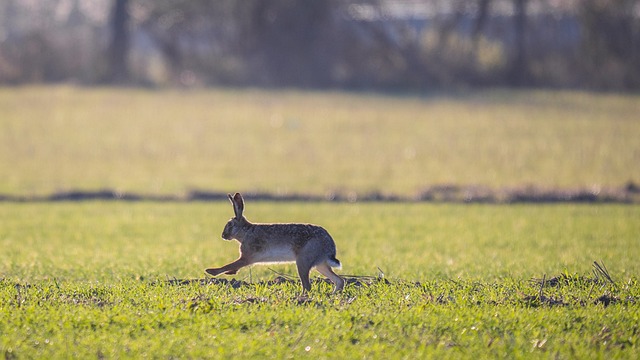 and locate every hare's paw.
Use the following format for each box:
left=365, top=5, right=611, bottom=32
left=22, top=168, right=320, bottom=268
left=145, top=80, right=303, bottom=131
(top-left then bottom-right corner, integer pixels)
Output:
left=205, top=268, right=224, bottom=276
left=224, top=269, right=238, bottom=275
